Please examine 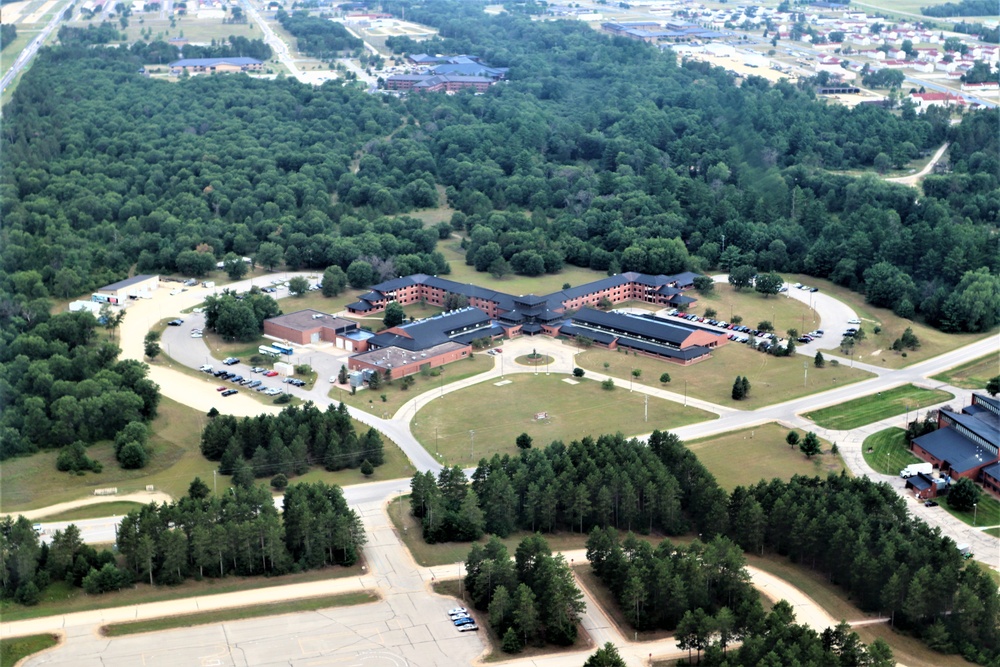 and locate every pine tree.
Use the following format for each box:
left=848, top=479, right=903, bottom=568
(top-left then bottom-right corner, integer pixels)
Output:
left=731, top=376, right=745, bottom=400
left=741, top=376, right=751, bottom=397
left=814, top=350, right=825, bottom=368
